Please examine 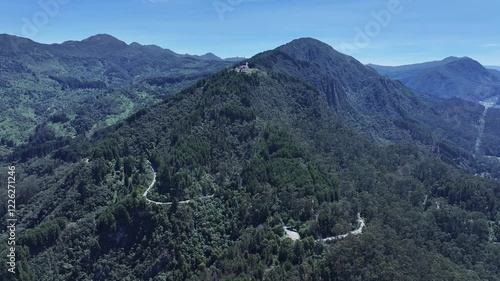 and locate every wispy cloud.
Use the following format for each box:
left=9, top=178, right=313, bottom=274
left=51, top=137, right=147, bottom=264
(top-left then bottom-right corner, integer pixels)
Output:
left=480, top=43, right=500, bottom=48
